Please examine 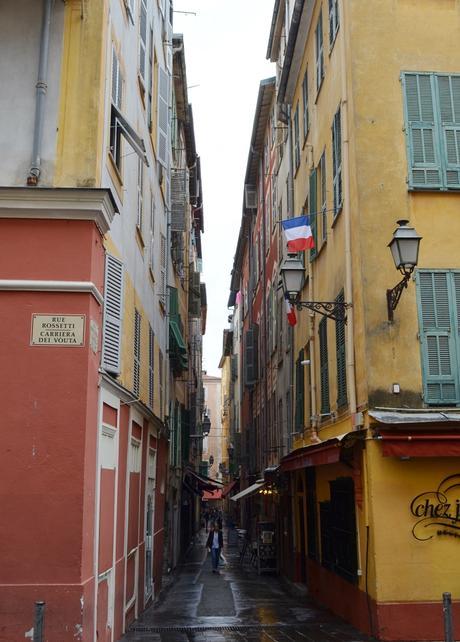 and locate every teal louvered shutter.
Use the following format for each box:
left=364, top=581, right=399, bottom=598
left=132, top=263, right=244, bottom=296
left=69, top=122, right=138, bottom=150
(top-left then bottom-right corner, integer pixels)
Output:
left=437, top=75, right=460, bottom=189
left=417, top=271, right=459, bottom=404
left=309, top=168, right=317, bottom=261
left=295, top=349, right=305, bottom=432
left=335, top=291, right=347, bottom=407
left=102, top=254, right=124, bottom=375
left=319, top=317, right=330, bottom=414
left=403, top=73, right=442, bottom=189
